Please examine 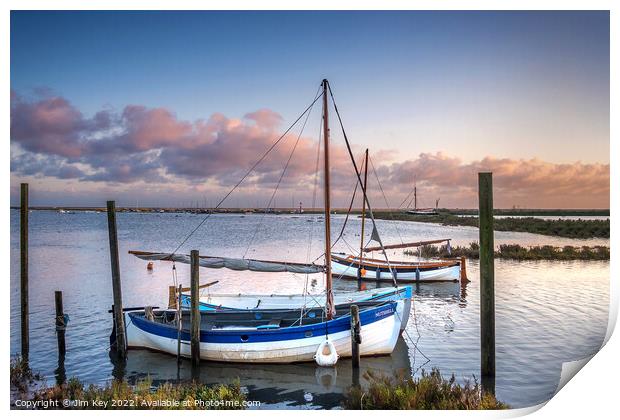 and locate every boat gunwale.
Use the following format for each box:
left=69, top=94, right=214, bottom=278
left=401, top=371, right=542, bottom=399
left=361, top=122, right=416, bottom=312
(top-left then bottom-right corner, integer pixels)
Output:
left=127, top=301, right=398, bottom=343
